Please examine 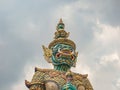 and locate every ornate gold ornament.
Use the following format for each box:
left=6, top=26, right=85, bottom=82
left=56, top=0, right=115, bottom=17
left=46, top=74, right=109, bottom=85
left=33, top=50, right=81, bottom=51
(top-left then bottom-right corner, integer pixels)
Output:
left=48, top=18, right=76, bottom=50
left=25, top=67, right=93, bottom=90
left=42, top=45, right=52, bottom=63
left=48, top=38, right=76, bottom=50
